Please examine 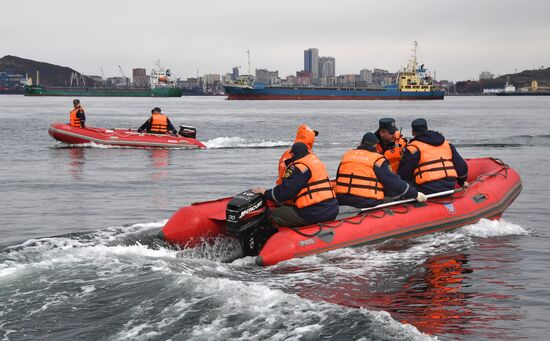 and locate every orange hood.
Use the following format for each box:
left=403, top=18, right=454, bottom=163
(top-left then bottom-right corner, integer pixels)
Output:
left=294, top=124, right=316, bottom=149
